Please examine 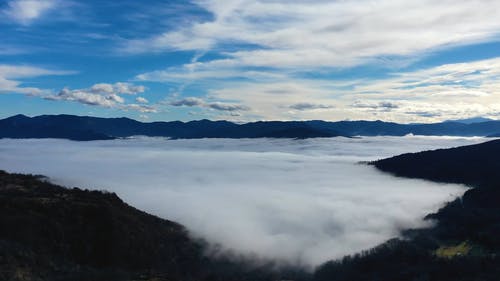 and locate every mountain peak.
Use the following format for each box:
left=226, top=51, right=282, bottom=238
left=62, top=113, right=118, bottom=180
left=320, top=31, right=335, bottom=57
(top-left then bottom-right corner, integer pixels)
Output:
left=6, top=114, right=30, bottom=120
